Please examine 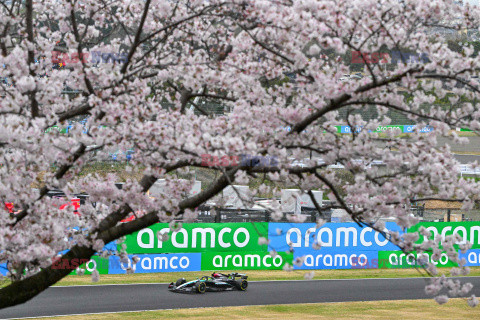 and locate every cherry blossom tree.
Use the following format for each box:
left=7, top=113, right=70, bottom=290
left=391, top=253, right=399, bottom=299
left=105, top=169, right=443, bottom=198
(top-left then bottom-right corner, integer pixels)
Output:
left=0, top=0, right=479, bottom=308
